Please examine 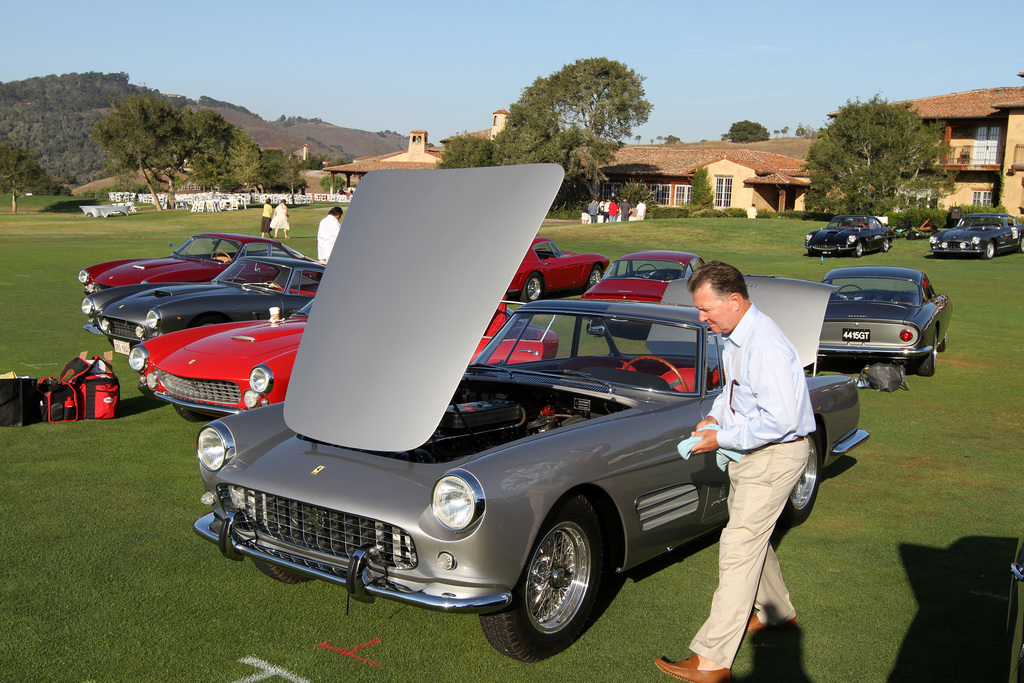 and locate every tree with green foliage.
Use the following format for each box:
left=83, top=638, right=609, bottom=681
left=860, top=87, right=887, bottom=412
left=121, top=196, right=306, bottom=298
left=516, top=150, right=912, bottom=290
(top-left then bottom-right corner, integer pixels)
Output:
left=722, top=120, right=770, bottom=143
left=226, top=132, right=264, bottom=191
left=438, top=134, right=497, bottom=169
left=0, top=142, right=52, bottom=213
left=617, top=182, right=654, bottom=208
left=664, top=135, right=681, bottom=144
left=690, top=167, right=713, bottom=208
left=805, top=96, right=954, bottom=215
left=495, top=57, right=652, bottom=201
left=91, top=94, right=234, bottom=209
left=261, top=149, right=305, bottom=193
